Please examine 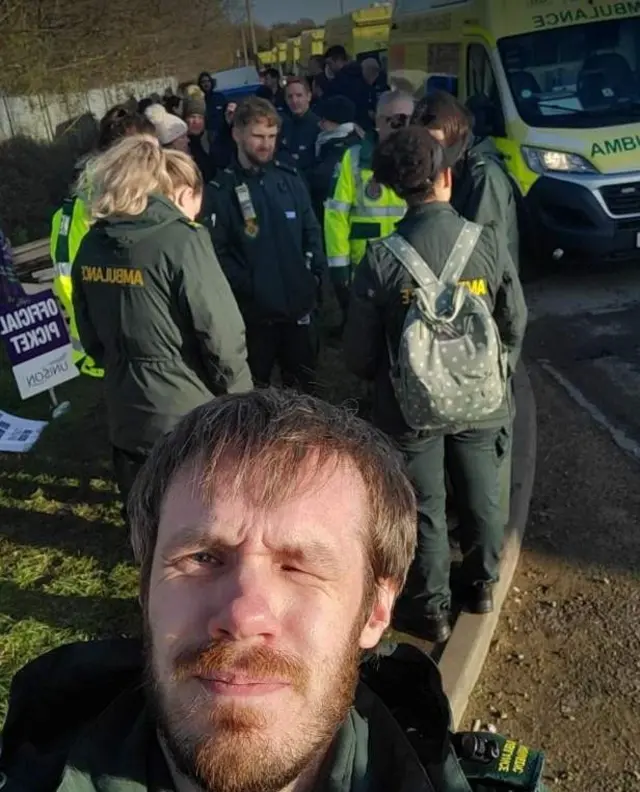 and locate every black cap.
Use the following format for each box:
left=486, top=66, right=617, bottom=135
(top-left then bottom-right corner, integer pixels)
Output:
left=318, top=95, right=356, bottom=125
